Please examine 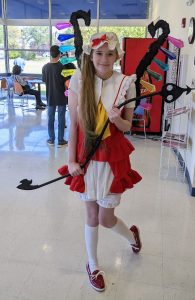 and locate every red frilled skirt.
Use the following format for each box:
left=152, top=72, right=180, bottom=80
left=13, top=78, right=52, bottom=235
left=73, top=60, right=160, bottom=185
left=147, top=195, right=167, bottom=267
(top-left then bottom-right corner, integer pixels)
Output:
left=58, top=124, right=142, bottom=193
